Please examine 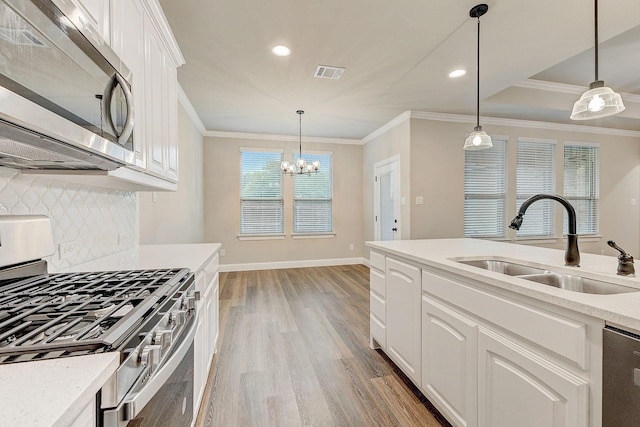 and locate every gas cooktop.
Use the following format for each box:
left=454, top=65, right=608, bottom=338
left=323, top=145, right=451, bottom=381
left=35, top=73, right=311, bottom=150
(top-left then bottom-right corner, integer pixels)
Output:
left=0, top=267, right=191, bottom=363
